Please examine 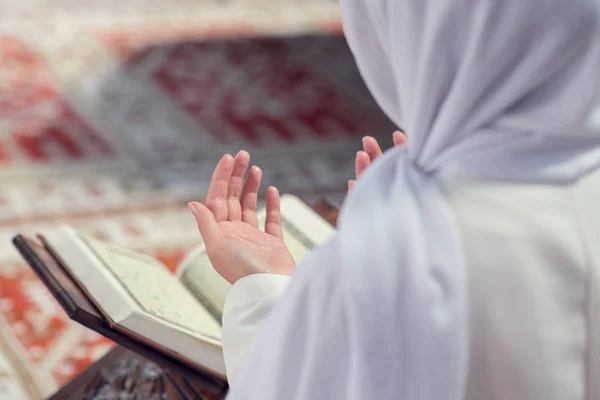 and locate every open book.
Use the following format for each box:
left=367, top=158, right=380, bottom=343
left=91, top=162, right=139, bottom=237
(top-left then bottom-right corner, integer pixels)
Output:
left=39, top=195, right=336, bottom=378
